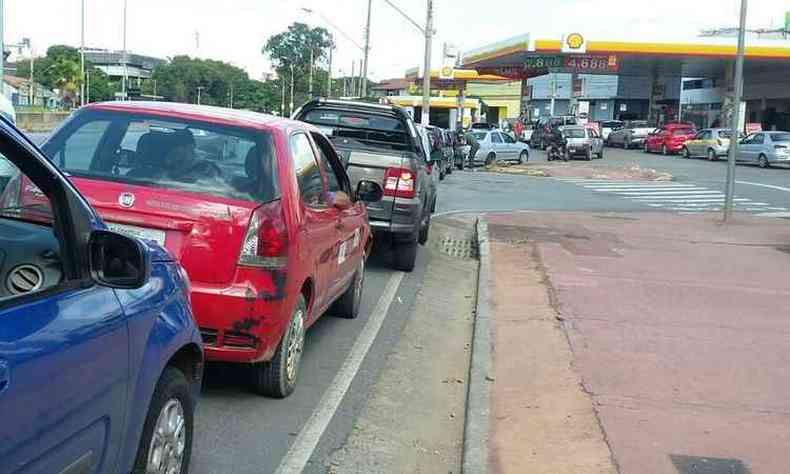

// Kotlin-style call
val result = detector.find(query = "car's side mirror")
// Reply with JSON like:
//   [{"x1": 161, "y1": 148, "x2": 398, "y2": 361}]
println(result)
[
  {"x1": 89, "y1": 230, "x2": 150, "y2": 289},
  {"x1": 356, "y1": 180, "x2": 384, "y2": 203}
]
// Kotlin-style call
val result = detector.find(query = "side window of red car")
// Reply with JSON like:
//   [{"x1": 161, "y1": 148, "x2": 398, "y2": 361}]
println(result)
[
  {"x1": 290, "y1": 133, "x2": 326, "y2": 208},
  {"x1": 310, "y1": 132, "x2": 348, "y2": 194}
]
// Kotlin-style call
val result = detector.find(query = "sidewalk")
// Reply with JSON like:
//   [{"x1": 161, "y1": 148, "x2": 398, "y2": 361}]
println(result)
[{"x1": 483, "y1": 212, "x2": 790, "y2": 474}]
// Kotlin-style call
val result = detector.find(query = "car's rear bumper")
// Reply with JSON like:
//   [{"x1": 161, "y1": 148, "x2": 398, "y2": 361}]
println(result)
[
  {"x1": 368, "y1": 196, "x2": 422, "y2": 236},
  {"x1": 769, "y1": 154, "x2": 790, "y2": 163},
  {"x1": 190, "y1": 268, "x2": 292, "y2": 363}
]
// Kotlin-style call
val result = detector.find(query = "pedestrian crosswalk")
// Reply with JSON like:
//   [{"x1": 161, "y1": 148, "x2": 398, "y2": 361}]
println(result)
[{"x1": 554, "y1": 178, "x2": 789, "y2": 214}]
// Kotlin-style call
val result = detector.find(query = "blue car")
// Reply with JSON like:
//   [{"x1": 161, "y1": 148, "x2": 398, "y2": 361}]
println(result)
[{"x1": 0, "y1": 118, "x2": 203, "y2": 473}]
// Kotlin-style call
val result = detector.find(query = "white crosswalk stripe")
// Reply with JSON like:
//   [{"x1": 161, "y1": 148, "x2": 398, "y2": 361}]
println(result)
[{"x1": 555, "y1": 178, "x2": 788, "y2": 214}]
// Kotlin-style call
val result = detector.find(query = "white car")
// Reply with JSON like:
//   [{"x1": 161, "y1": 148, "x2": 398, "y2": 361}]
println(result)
[{"x1": 470, "y1": 129, "x2": 530, "y2": 165}]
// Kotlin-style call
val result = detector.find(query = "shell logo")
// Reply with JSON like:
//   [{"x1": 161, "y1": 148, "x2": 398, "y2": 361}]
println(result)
[{"x1": 566, "y1": 33, "x2": 584, "y2": 50}]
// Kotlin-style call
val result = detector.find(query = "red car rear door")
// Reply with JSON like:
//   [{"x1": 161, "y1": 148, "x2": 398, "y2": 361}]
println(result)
[{"x1": 310, "y1": 132, "x2": 367, "y2": 301}]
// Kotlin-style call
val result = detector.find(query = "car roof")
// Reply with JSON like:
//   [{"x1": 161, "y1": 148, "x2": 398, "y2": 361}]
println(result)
[
  {"x1": 560, "y1": 125, "x2": 585, "y2": 130},
  {"x1": 85, "y1": 101, "x2": 313, "y2": 133}
]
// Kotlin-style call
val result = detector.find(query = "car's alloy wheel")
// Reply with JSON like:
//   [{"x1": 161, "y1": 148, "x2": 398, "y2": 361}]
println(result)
[
  {"x1": 133, "y1": 367, "x2": 194, "y2": 474},
  {"x1": 252, "y1": 295, "x2": 306, "y2": 397},
  {"x1": 519, "y1": 150, "x2": 528, "y2": 164},
  {"x1": 758, "y1": 154, "x2": 770, "y2": 168},
  {"x1": 285, "y1": 306, "x2": 305, "y2": 385}
]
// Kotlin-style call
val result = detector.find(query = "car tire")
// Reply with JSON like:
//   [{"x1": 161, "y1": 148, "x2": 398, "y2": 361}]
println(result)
[
  {"x1": 758, "y1": 154, "x2": 770, "y2": 168},
  {"x1": 251, "y1": 295, "x2": 306, "y2": 398},
  {"x1": 682, "y1": 146, "x2": 690, "y2": 159},
  {"x1": 418, "y1": 211, "x2": 431, "y2": 245},
  {"x1": 707, "y1": 149, "x2": 717, "y2": 162},
  {"x1": 331, "y1": 258, "x2": 364, "y2": 319},
  {"x1": 519, "y1": 150, "x2": 528, "y2": 164},
  {"x1": 392, "y1": 238, "x2": 418, "y2": 272},
  {"x1": 662, "y1": 144, "x2": 668, "y2": 155},
  {"x1": 485, "y1": 153, "x2": 496, "y2": 166},
  {"x1": 597, "y1": 149, "x2": 604, "y2": 159},
  {"x1": 439, "y1": 167, "x2": 445, "y2": 181},
  {"x1": 132, "y1": 367, "x2": 194, "y2": 474},
  {"x1": 585, "y1": 148, "x2": 593, "y2": 161}
]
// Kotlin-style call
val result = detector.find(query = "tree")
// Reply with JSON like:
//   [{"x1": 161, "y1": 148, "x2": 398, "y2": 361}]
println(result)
[{"x1": 263, "y1": 22, "x2": 334, "y2": 110}]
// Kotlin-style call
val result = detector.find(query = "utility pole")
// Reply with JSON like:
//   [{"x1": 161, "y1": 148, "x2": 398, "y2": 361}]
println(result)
[
  {"x1": 361, "y1": 0, "x2": 372, "y2": 97},
  {"x1": 550, "y1": 74, "x2": 557, "y2": 116},
  {"x1": 723, "y1": 0, "x2": 748, "y2": 222},
  {"x1": 421, "y1": 0, "x2": 434, "y2": 125},
  {"x1": 29, "y1": 47, "x2": 34, "y2": 106},
  {"x1": 357, "y1": 59, "x2": 363, "y2": 96},
  {"x1": 122, "y1": 0, "x2": 128, "y2": 99},
  {"x1": 327, "y1": 37, "x2": 333, "y2": 98},
  {"x1": 80, "y1": 0, "x2": 85, "y2": 106},
  {"x1": 289, "y1": 63, "x2": 295, "y2": 116},
  {"x1": 196, "y1": 86, "x2": 204, "y2": 105},
  {"x1": 308, "y1": 47, "x2": 314, "y2": 97},
  {"x1": 86, "y1": 70, "x2": 90, "y2": 103},
  {"x1": 0, "y1": 0, "x2": 5, "y2": 97},
  {"x1": 281, "y1": 74, "x2": 286, "y2": 116},
  {"x1": 351, "y1": 61, "x2": 356, "y2": 97},
  {"x1": 229, "y1": 82, "x2": 234, "y2": 108}
]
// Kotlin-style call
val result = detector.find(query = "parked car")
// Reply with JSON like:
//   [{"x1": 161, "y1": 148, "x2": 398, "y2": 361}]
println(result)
[
  {"x1": 681, "y1": 128, "x2": 733, "y2": 161},
  {"x1": 470, "y1": 129, "x2": 530, "y2": 165},
  {"x1": 736, "y1": 131, "x2": 790, "y2": 168},
  {"x1": 425, "y1": 125, "x2": 450, "y2": 180},
  {"x1": 0, "y1": 115, "x2": 203, "y2": 473},
  {"x1": 599, "y1": 120, "x2": 624, "y2": 141},
  {"x1": 530, "y1": 115, "x2": 577, "y2": 150},
  {"x1": 415, "y1": 123, "x2": 439, "y2": 211},
  {"x1": 561, "y1": 125, "x2": 605, "y2": 160},
  {"x1": 295, "y1": 99, "x2": 432, "y2": 272},
  {"x1": 644, "y1": 122, "x2": 696, "y2": 155},
  {"x1": 40, "y1": 101, "x2": 384, "y2": 399},
  {"x1": 606, "y1": 120, "x2": 655, "y2": 149}
]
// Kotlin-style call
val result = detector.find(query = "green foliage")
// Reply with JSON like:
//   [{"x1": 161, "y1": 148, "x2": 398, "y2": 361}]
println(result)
[{"x1": 151, "y1": 56, "x2": 279, "y2": 113}]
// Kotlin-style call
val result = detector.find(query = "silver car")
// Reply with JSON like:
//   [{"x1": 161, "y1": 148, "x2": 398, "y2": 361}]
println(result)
[
  {"x1": 561, "y1": 125, "x2": 604, "y2": 160},
  {"x1": 470, "y1": 129, "x2": 530, "y2": 165},
  {"x1": 607, "y1": 120, "x2": 656, "y2": 149},
  {"x1": 737, "y1": 131, "x2": 790, "y2": 168}
]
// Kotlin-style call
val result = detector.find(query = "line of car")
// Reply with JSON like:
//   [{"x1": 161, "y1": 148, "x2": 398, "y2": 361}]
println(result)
[{"x1": 0, "y1": 97, "x2": 466, "y2": 473}]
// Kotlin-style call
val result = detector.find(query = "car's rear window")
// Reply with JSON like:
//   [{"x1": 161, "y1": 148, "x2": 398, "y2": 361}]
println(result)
[
  {"x1": 42, "y1": 110, "x2": 278, "y2": 203},
  {"x1": 301, "y1": 108, "x2": 411, "y2": 151},
  {"x1": 672, "y1": 128, "x2": 694, "y2": 136},
  {"x1": 718, "y1": 130, "x2": 732, "y2": 139},
  {"x1": 770, "y1": 133, "x2": 790, "y2": 142},
  {"x1": 564, "y1": 129, "x2": 586, "y2": 138}
]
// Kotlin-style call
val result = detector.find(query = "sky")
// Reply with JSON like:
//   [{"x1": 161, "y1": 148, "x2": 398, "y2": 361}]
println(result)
[{"x1": 5, "y1": 0, "x2": 790, "y2": 81}]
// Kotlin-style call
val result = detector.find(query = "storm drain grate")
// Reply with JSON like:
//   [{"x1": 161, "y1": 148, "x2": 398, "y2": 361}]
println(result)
[
  {"x1": 670, "y1": 455, "x2": 749, "y2": 474},
  {"x1": 439, "y1": 236, "x2": 478, "y2": 259}
]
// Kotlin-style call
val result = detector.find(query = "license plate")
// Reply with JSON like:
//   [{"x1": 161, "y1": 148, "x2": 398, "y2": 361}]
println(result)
[{"x1": 106, "y1": 222, "x2": 166, "y2": 246}]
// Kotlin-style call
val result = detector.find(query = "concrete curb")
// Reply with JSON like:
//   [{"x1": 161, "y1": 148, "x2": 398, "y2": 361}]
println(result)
[{"x1": 462, "y1": 217, "x2": 494, "y2": 474}]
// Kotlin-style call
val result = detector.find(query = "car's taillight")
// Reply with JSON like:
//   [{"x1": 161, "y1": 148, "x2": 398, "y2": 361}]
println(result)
[
  {"x1": 238, "y1": 202, "x2": 288, "y2": 268},
  {"x1": 383, "y1": 167, "x2": 416, "y2": 199}
]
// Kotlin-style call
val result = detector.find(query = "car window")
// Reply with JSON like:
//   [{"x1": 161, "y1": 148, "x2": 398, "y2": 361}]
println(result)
[
  {"x1": 44, "y1": 111, "x2": 279, "y2": 203},
  {"x1": 301, "y1": 108, "x2": 411, "y2": 152},
  {"x1": 700, "y1": 131, "x2": 712, "y2": 140},
  {"x1": 472, "y1": 131, "x2": 487, "y2": 141},
  {"x1": 290, "y1": 133, "x2": 326, "y2": 207},
  {"x1": 718, "y1": 130, "x2": 732, "y2": 139},
  {"x1": 310, "y1": 132, "x2": 345, "y2": 193},
  {"x1": 491, "y1": 133, "x2": 503, "y2": 143},
  {"x1": 752, "y1": 134, "x2": 765, "y2": 145},
  {"x1": 770, "y1": 132, "x2": 790, "y2": 142},
  {"x1": 0, "y1": 154, "x2": 65, "y2": 302},
  {"x1": 502, "y1": 133, "x2": 515, "y2": 143}
]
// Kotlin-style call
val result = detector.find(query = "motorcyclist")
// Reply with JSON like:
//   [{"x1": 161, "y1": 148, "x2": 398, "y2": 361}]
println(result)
[
  {"x1": 465, "y1": 130, "x2": 480, "y2": 164},
  {"x1": 547, "y1": 126, "x2": 567, "y2": 161}
]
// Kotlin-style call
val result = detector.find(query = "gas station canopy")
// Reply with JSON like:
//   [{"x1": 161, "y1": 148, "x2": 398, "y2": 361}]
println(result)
[{"x1": 460, "y1": 33, "x2": 790, "y2": 79}]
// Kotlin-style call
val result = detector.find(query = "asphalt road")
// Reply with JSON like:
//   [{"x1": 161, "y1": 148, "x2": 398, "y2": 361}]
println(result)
[{"x1": 19, "y1": 129, "x2": 790, "y2": 473}]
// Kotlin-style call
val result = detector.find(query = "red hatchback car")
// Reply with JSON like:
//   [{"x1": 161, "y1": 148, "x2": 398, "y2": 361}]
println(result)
[
  {"x1": 644, "y1": 122, "x2": 697, "y2": 155},
  {"x1": 37, "y1": 102, "x2": 384, "y2": 397}
]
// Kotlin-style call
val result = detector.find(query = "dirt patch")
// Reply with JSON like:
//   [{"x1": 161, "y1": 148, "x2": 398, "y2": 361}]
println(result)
[{"x1": 483, "y1": 162, "x2": 673, "y2": 181}]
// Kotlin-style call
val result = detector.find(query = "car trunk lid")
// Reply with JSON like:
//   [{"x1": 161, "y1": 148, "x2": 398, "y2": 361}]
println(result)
[{"x1": 71, "y1": 176, "x2": 256, "y2": 284}]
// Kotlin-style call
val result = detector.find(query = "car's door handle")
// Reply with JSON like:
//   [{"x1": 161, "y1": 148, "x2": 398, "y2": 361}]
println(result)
[{"x1": 0, "y1": 360, "x2": 9, "y2": 395}]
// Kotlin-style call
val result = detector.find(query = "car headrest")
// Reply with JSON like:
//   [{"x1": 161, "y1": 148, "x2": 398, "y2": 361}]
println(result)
[
  {"x1": 136, "y1": 132, "x2": 175, "y2": 167},
  {"x1": 245, "y1": 146, "x2": 262, "y2": 181}
]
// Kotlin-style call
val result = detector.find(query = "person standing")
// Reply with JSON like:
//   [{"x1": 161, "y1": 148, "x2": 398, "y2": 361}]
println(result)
[
  {"x1": 513, "y1": 119, "x2": 525, "y2": 142},
  {"x1": 465, "y1": 129, "x2": 480, "y2": 165}
]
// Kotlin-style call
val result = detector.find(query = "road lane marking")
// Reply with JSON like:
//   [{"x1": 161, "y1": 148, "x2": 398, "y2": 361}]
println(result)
[
  {"x1": 274, "y1": 271, "x2": 405, "y2": 474},
  {"x1": 629, "y1": 194, "x2": 726, "y2": 200},
  {"x1": 630, "y1": 198, "x2": 748, "y2": 203},
  {"x1": 735, "y1": 181, "x2": 790, "y2": 193},
  {"x1": 615, "y1": 190, "x2": 723, "y2": 196},
  {"x1": 595, "y1": 187, "x2": 711, "y2": 193}
]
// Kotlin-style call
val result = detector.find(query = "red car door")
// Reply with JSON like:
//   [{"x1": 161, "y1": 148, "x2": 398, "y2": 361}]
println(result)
[
  {"x1": 310, "y1": 132, "x2": 367, "y2": 301},
  {"x1": 290, "y1": 132, "x2": 340, "y2": 320}
]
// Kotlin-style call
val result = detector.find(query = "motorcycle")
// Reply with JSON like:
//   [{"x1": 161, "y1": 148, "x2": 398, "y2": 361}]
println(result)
[{"x1": 547, "y1": 143, "x2": 569, "y2": 162}]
